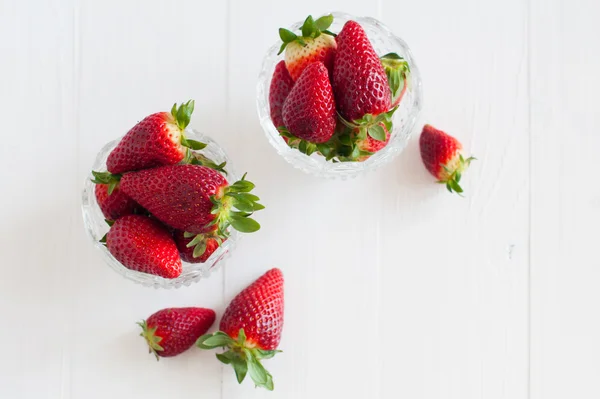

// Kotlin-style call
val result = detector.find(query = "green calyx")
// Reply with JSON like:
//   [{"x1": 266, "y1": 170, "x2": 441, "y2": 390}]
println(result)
[
  {"x1": 381, "y1": 53, "x2": 410, "y2": 102},
  {"x1": 197, "y1": 329, "x2": 280, "y2": 391},
  {"x1": 171, "y1": 99, "x2": 208, "y2": 151},
  {"x1": 183, "y1": 231, "x2": 222, "y2": 259},
  {"x1": 206, "y1": 173, "x2": 264, "y2": 238},
  {"x1": 138, "y1": 320, "x2": 164, "y2": 361},
  {"x1": 171, "y1": 100, "x2": 195, "y2": 131},
  {"x1": 182, "y1": 150, "x2": 227, "y2": 175},
  {"x1": 277, "y1": 14, "x2": 335, "y2": 55},
  {"x1": 438, "y1": 154, "x2": 477, "y2": 195},
  {"x1": 91, "y1": 170, "x2": 121, "y2": 195},
  {"x1": 338, "y1": 106, "x2": 398, "y2": 142}
]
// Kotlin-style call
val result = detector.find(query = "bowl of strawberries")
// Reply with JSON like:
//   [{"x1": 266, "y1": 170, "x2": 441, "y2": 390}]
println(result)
[
  {"x1": 82, "y1": 100, "x2": 265, "y2": 288},
  {"x1": 257, "y1": 12, "x2": 423, "y2": 179}
]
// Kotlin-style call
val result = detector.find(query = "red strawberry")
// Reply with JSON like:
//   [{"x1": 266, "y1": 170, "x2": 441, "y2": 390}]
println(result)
[
  {"x1": 333, "y1": 21, "x2": 392, "y2": 122},
  {"x1": 269, "y1": 61, "x2": 295, "y2": 130},
  {"x1": 354, "y1": 123, "x2": 391, "y2": 161},
  {"x1": 174, "y1": 230, "x2": 224, "y2": 263},
  {"x1": 120, "y1": 165, "x2": 264, "y2": 257},
  {"x1": 197, "y1": 268, "x2": 284, "y2": 391},
  {"x1": 419, "y1": 124, "x2": 476, "y2": 194},
  {"x1": 282, "y1": 62, "x2": 336, "y2": 144},
  {"x1": 139, "y1": 307, "x2": 215, "y2": 359},
  {"x1": 380, "y1": 52, "x2": 410, "y2": 107},
  {"x1": 94, "y1": 183, "x2": 139, "y2": 220},
  {"x1": 106, "y1": 215, "x2": 182, "y2": 278},
  {"x1": 107, "y1": 100, "x2": 206, "y2": 174},
  {"x1": 278, "y1": 14, "x2": 337, "y2": 81}
]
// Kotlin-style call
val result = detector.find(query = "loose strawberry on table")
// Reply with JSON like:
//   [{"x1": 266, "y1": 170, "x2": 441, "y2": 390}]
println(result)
[
  {"x1": 105, "y1": 215, "x2": 182, "y2": 279},
  {"x1": 279, "y1": 14, "x2": 336, "y2": 81},
  {"x1": 120, "y1": 164, "x2": 264, "y2": 260},
  {"x1": 106, "y1": 100, "x2": 206, "y2": 174},
  {"x1": 139, "y1": 307, "x2": 215, "y2": 359},
  {"x1": 419, "y1": 124, "x2": 476, "y2": 195},
  {"x1": 197, "y1": 268, "x2": 284, "y2": 391}
]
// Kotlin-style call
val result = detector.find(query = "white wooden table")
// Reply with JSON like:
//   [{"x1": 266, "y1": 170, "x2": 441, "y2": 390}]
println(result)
[{"x1": 1, "y1": 0, "x2": 598, "y2": 398}]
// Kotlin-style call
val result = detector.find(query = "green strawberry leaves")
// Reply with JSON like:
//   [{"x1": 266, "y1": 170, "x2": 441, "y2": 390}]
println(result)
[
  {"x1": 183, "y1": 150, "x2": 228, "y2": 175},
  {"x1": 171, "y1": 100, "x2": 195, "y2": 130},
  {"x1": 138, "y1": 320, "x2": 165, "y2": 361},
  {"x1": 438, "y1": 154, "x2": 477, "y2": 196},
  {"x1": 91, "y1": 170, "x2": 121, "y2": 195},
  {"x1": 206, "y1": 173, "x2": 264, "y2": 238},
  {"x1": 380, "y1": 53, "x2": 411, "y2": 101},
  {"x1": 277, "y1": 14, "x2": 335, "y2": 54},
  {"x1": 197, "y1": 329, "x2": 280, "y2": 391}
]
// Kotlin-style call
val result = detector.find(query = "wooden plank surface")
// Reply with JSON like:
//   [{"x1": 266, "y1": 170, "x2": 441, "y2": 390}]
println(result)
[
  {"x1": 0, "y1": 0, "x2": 596, "y2": 398},
  {"x1": 530, "y1": 1, "x2": 600, "y2": 398}
]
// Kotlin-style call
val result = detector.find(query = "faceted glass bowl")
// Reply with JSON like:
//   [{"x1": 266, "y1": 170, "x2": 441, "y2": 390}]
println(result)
[
  {"x1": 257, "y1": 12, "x2": 424, "y2": 179},
  {"x1": 81, "y1": 129, "x2": 239, "y2": 289}
]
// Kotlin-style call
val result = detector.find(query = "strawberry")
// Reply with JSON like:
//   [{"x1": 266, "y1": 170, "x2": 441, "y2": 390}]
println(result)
[
  {"x1": 281, "y1": 62, "x2": 336, "y2": 144},
  {"x1": 106, "y1": 100, "x2": 206, "y2": 174},
  {"x1": 120, "y1": 165, "x2": 264, "y2": 258},
  {"x1": 269, "y1": 61, "x2": 295, "y2": 130},
  {"x1": 174, "y1": 230, "x2": 224, "y2": 263},
  {"x1": 197, "y1": 268, "x2": 284, "y2": 391},
  {"x1": 333, "y1": 20, "x2": 395, "y2": 145},
  {"x1": 94, "y1": 183, "x2": 139, "y2": 220},
  {"x1": 278, "y1": 14, "x2": 337, "y2": 81},
  {"x1": 380, "y1": 52, "x2": 410, "y2": 107},
  {"x1": 106, "y1": 215, "x2": 182, "y2": 278},
  {"x1": 139, "y1": 307, "x2": 215, "y2": 360},
  {"x1": 419, "y1": 124, "x2": 476, "y2": 194}
]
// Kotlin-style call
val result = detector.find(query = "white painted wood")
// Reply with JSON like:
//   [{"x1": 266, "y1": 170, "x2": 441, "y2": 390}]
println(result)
[
  {"x1": 377, "y1": 1, "x2": 530, "y2": 398},
  {"x1": 530, "y1": 1, "x2": 600, "y2": 398},
  {"x1": 0, "y1": 0, "x2": 595, "y2": 398}
]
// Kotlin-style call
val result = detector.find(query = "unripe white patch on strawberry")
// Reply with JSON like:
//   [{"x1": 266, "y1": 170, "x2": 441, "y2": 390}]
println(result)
[
  {"x1": 164, "y1": 115, "x2": 186, "y2": 157},
  {"x1": 439, "y1": 151, "x2": 463, "y2": 181},
  {"x1": 285, "y1": 34, "x2": 336, "y2": 81}
]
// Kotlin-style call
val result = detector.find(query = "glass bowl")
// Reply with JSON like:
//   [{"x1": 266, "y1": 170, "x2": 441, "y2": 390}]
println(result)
[
  {"x1": 81, "y1": 129, "x2": 239, "y2": 289},
  {"x1": 257, "y1": 12, "x2": 423, "y2": 179}
]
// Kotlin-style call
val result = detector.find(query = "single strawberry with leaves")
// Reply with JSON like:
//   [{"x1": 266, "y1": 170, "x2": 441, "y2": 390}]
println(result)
[
  {"x1": 106, "y1": 100, "x2": 206, "y2": 174},
  {"x1": 197, "y1": 268, "x2": 284, "y2": 391},
  {"x1": 333, "y1": 21, "x2": 394, "y2": 144},
  {"x1": 174, "y1": 230, "x2": 225, "y2": 263},
  {"x1": 105, "y1": 215, "x2": 182, "y2": 278},
  {"x1": 92, "y1": 172, "x2": 140, "y2": 220},
  {"x1": 281, "y1": 62, "x2": 336, "y2": 145},
  {"x1": 278, "y1": 14, "x2": 337, "y2": 81},
  {"x1": 381, "y1": 52, "x2": 410, "y2": 107},
  {"x1": 120, "y1": 164, "x2": 264, "y2": 259},
  {"x1": 419, "y1": 124, "x2": 476, "y2": 195},
  {"x1": 139, "y1": 307, "x2": 216, "y2": 360},
  {"x1": 337, "y1": 122, "x2": 391, "y2": 162},
  {"x1": 269, "y1": 60, "x2": 295, "y2": 130}
]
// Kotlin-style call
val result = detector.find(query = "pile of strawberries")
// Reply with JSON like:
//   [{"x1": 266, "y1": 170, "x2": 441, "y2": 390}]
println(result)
[
  {"x1": 269, "y1": 14, "x2": 410, "y2": 162},
  {"x1": 91, "y1": 100, "x2": 264, "y2": 279},
  {"x1": 141, "y1": 268, "x2": 284, "y2": 390}
]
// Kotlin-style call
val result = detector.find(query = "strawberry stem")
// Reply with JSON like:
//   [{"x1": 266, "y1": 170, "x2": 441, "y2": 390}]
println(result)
[{"x1": 380, "y1": 53, "x2": 410, "y2": 102}]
